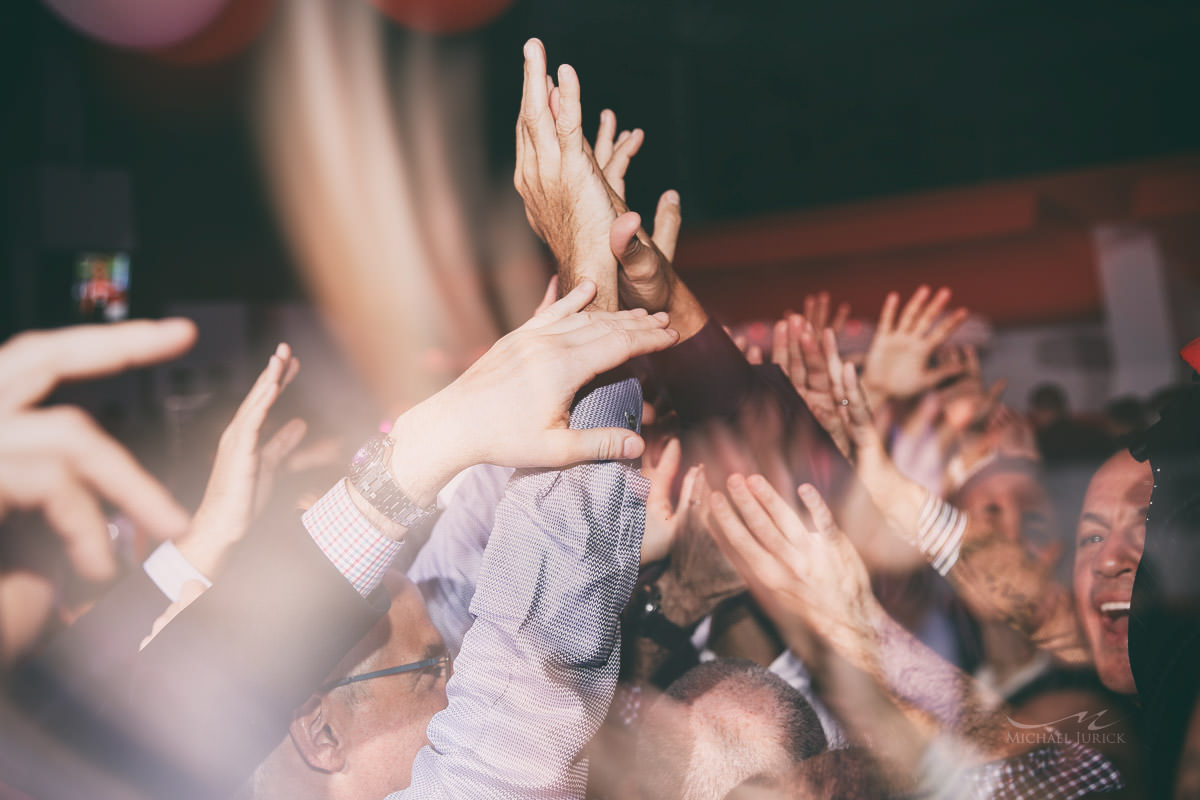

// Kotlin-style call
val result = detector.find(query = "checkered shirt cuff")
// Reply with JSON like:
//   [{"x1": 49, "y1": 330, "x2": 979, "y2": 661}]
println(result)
[
  {"x1": 968, "y1": 740, "x2": 1123, "y2": 799},
  {"x1": 303, "y1": 479, "x2": 403, "y2": 598}
]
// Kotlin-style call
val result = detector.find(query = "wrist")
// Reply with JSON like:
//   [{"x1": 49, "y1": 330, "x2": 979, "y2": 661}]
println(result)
[
  {"x1": 386, "y1": 396, "x2": 467, "y2": 509},
  {"x1": 665, "y1": 277, "x2": 707, "y2": 341}
]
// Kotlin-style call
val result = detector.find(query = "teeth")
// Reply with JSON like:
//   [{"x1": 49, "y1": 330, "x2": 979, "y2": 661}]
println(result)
[{"x1": 1099, "y1": 601, "x2": 1130, "y2": 614}]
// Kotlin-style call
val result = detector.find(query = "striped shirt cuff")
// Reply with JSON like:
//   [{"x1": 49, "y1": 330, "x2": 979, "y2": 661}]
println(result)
[{"x1": 303, "y1": 479, "x2": 403, "y2": 597}]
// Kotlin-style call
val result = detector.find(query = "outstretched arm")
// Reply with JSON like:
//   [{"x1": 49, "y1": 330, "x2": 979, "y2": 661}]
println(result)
[{"x1": 811, "y1": 337, "x2": 1086, "y2": 662}]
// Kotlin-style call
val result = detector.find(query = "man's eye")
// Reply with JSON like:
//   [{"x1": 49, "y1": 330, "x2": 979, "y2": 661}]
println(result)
[{"x1": 1078, "y1": 533, "x2": 1104, "y2": 548}]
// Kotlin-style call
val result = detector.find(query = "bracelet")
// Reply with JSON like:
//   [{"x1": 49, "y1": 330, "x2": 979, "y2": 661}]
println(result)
[{"x1": 916, "y1": 491, "x2": 966, "y2": 576}]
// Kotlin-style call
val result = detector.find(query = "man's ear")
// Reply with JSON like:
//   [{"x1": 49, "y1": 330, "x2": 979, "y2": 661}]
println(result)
[{"x1": 288, "y1": 695, "x2": 347, "y2": 773}]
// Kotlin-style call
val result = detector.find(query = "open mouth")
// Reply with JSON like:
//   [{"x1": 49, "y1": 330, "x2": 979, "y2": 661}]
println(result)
[
  {"x1": 1099, "y1": 600, "x2": 1131, "y2": 618},
  {"x1": 1094, "y1": 599, "x2": 1131, "y2": 647}
]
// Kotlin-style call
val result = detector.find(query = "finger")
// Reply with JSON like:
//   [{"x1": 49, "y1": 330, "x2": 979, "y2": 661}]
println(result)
[
  {"x1": 830, "y1": 302, "x2": 851, "y2": 335},
  {"x1": 786, "y1": 315, "x2": 807, "y2": 385},
  {"x1": 571, "y1": 325, "x2": 679, "y2": 376},
  {"x1": 611, "y1": 211, "x2": 665, "y2": 284},
  {"x1": 554, "y1": 63, "x2": 584, "y2": 151},
  {"x1": 260, "y1": 417, "x2": 309, "y2": 472},
  {"x1": 593, "y1": 109, "x2": 616, "y2": 166},
  {"x1": 876, "y1": 292, "x2": 900, "y2": 336},
  {"x1": 964, "y1": 343, "x2": 981, "y2": 377},
  {"x1": 529, "y1": 279, "x2": 598, "y2": 325},
  {"x1": 795, "y1": 483, "x2": 838, "y2": 536},
  {"x1": 651, "y1": 190, "x2": 682, "y2": 262},
  {"x1": 676, "y1": 462, "x2": 701, "y2": 513},
  {"x1": 541, "y1": 306, "x2": 667, "y2": 343},
  {"x1": 654, "y1": 436, "x2": 682, "y2": 485},
  {"x1": 520, "y1": 38, "x2": 550, "y2": 123},
  {"x1": 730, "y1": 474, "x2": 799, "y2": 556},
  {"x1": 803, "y1": 294, "x2": 817, "y2": 326},
  {"x1": 747, "y1": 473, "x2": 816, "y2": 543},
  {"x1": 746, "y1": 345, "x2": 763, "y2": 365},
  {"x1": 601, "y1": 128, "x2": 644, "y2": 195},
  {"x1": 813, "y1": 292, "x2": 830, "y2": 331},
  {"x1": 708, "y1": 490, "x2": 789, "y2": 591},
  {"x1": 226, "y1": 348, "x2": 289, "y2": 437},
  {"x1": 927, "y1": 307, "x2": 969, "y2": 347},
  {"x1": 13, "y1": 408, "x2": 190, "y2": 539},
  {"x1": 39, "y1": 469, "x2": 117, "y2": 583},
  {"x1": 771, "y1": 319, "x2": 789, "y2": 370},
  {"x1": 548, "y1": 85, "x2": 561, "y2": 121},
  {"x1": 896, "y1": 285, "x2": 931, "y2": 332},
  {"x1": 0, "y1": 318, "x2": 196, "y2": 412},
  {"x1": 543, "y1": 427, "x2": 646, "y2": 465},
  {"x1": 842, "y1": 362, "x2": 876, "y2": 431},
  {"x1": 280, "y1": 353, "x2": 301, "y2": 391},
  {"x1": 824, "y1": 328, "x2": 847, "y2": 399},
  {"x1": 798, "y1": 320, "x2": 829, "y2": 390},
  {"x1": 913, "y1": 287, "x2": 952, "y2": 336}
]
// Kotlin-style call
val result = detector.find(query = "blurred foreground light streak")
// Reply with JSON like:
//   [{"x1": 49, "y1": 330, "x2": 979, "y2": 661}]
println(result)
[{"x1": 255, "y1": 0, "x2": 541, "y2": 413}]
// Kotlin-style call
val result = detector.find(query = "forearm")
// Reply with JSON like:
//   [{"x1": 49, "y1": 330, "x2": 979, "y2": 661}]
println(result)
[
  {"x1": 401, "y1": 378, "x2": 647, "y2": 799},
  {"x1": 854, "y1": 451, "x2": 1084, "y2": 659},
  {"x1": 839, "y1": 601, "x2": 1023, "y2": 762}
]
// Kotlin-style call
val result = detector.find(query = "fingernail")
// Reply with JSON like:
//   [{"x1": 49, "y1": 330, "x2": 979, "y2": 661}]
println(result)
[
  {"x1": 652, "y1": 311, "x2": 670, "y2": 324},
  {"x1": 748, "y1": 474, "x2": 767, "y2": 490},
  {"x1": 727, "y1": 474, "x2": 745, "y2": 490},
  {"x1": 623, "y1": 437, "x2": 642, "y2": 459},
  {"x1": 664, "y1": 189, "x2": 679, "y2": 205},
  {"x1": 523, "y1": 40, "x2": 536, "y2": 59}
]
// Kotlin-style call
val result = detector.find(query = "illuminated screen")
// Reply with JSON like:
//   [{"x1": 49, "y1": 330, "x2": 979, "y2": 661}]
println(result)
[{"x1": 72, "y1": 252, "x2": 131, "y2": 322}]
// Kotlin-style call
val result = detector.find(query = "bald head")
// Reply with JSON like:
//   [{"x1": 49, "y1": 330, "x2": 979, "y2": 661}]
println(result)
[
  {"x1": 637, "y1": 659, "x2": 827, "y2": 800},
  {"x1": 249, "y1": 573, "x2": 449, "y2": 800}
]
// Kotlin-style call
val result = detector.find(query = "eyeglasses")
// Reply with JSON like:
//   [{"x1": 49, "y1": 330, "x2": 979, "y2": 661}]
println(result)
[{"x1": 323, "y1": 654, "x2": 452, "y2": 691}]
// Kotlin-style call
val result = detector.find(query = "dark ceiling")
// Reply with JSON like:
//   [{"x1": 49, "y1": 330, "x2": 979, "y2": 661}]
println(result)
[{"x1": 3, "y1": 0, "x2": 1199, "y2": 311}]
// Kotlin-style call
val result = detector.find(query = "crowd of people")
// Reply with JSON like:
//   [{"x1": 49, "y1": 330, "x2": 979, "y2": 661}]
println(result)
[{"x1": 2, "y1": 38, "x2": 1199, "y2": 800}]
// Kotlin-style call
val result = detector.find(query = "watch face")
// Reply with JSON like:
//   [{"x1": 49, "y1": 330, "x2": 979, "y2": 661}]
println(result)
[{"x1": 350, "y1": 434, "x2": 390, "y2": 477}]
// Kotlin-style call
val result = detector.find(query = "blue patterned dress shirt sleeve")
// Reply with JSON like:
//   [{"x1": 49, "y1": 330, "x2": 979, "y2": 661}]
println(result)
[{"x1": 393, "y1": 376, "x2": 648, "y2": 799}]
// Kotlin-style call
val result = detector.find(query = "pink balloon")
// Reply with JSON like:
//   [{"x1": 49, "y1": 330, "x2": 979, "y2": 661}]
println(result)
[{"x1": 43, "y1": 0, "x2": 232, "y2": 49}]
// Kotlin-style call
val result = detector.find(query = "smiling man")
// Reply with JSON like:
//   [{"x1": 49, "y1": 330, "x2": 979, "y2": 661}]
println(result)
[{"x1": 1072, "y1": 449, "x2": 1153, "y2": 696}]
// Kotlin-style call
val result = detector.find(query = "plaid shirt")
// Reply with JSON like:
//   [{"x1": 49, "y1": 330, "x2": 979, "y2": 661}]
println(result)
[{"x1": 303, "y1": 379, "x2": 648, "y2": 799}]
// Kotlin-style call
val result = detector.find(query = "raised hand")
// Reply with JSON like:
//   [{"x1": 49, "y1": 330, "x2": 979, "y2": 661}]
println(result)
[
  {"x1": 386, "y1": 280, "x2": 680, "y2": 510},
  {"x1": 176, "y1": 343, "x2": 307, "y2": 579},
  {"x1": 514, "y1": 38, "x2": 622, "y2": 308},
  {"x1": 653, "y1": 464, "x2": 746, "y2": 627},
  {"x1": 0, "y1": 320, "x2": 195, "y2": 582},
  {"x1": 860, "y1": 286, "x2": 968, "y2": 409},
  {"x1": 766, "y1": 315, "x2": 852, "y2": 456},
  {"x1": 801, "y1": 291, "x2": 851, "y2": 337},
  {"x1": 641, "y1": 437, "x2": 683, "y2": 564},
  {"x1": 591, "y1": 108, "x2": 644, "y2": 201},
  {"x1": 708, "y1": 476, "x2": 878, "y2": 664}
]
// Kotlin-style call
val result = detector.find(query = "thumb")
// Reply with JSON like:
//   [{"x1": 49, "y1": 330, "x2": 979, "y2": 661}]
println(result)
[
  {"x1": 610, "y1": 212, "x2": 657, "y2": 281},
  {"x1": 545, "y1": 428, "x2": 646, "y2": 465}
]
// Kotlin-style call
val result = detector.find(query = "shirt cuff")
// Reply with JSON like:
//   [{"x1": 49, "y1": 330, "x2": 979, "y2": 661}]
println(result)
[
  {"x1": 303, "y1": 480, "x2": 404, "y2": 598},
  {"x1": 571, "y1": 376, "x2": 643, "y2": 433},
  {"x1": 143, "y1": 541, "x2": 214, "y2": 602}
]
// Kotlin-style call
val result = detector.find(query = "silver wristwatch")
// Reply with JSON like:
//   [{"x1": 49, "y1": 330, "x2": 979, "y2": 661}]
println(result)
[{"x1": 347, "y1": 433, "x2": 438, "y2": 528}]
